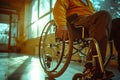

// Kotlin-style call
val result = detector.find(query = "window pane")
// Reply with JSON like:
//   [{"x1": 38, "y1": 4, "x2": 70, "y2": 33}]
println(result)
[
  {"x1": 91, "y1": 0, "x2": 120, "y2": 18},
  {"x1": 11, "y1": 23, "x2": 17, "y2": 46},
  {"x1": 11, "y1": 14, "x2": 18, "y2": 46},
  {"x1": 0, "y1": 23, "x2": 9, "y2": 44},
  {"x1": 37, "y1": 15, "x2": 51, "y2": 37},
  {"x1": 30, "y1": 22, "x2": 38, "y2": 38},
  {"x1": 39, "y1": 0, "x2": 50, "y2": 17},
  {"x1": 52, "y1": 0, "x2": 56, "y2": 8},
  {"x1": 28, "y1": 0, "x2": 57, "y2": 39},
  {"x1": 31, "y1": 0, "x2": 38, "y2": 23},
  {"x1": 0, "y1": 23, "x2": 9, "y2": 50}
]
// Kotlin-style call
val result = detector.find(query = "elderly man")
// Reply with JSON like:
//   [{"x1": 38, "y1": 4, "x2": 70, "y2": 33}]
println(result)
[{"x1": 53, "y1": 0, "x2": 113, "y2": 79}]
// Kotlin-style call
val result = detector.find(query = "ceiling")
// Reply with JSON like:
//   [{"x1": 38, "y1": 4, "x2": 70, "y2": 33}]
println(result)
[
  {"x1": 0, "y1": 0, "x2": 26, "y2": 13},
  {"x1": 0, "y1": 0, "x2": 32, "y2": 23}
]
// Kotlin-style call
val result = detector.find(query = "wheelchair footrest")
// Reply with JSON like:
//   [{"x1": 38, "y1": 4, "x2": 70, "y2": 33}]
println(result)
[{"x1": 93, "y1": 70, "x2": 114, "y2": 80}]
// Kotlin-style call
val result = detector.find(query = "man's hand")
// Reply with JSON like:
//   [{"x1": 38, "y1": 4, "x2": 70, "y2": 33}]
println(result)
[{"x1": 55, "y1": 26, "x2": 68, "y2": 41}]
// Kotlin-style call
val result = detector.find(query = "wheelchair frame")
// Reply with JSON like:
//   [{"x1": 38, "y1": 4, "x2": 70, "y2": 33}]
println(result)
[{"x1": 38, "y1": 20, "x2": 113, "y2": 79}]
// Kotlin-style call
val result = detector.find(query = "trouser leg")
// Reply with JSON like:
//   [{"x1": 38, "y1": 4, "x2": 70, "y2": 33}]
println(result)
[
  {"x1": 113, "y1": 37, "x2": 120, "y2": 71},
  {"x1": 112, "y1": 35, "x2": 120, "y2": 70},
  {"x1": 114, "y1": 39, "x2": 120, "y2": 65},
  {"x1": 75, "y1": 10, "x2": 112, "y2": 71},
  {"x1": 88, "y1": 11, "x2": 112, "y2": 62},
  {"x1": 111, "y1": 18, "x2": 120, "y2": 71}
]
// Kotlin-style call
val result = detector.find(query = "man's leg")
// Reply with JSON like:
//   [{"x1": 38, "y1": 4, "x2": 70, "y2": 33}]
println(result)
[
  {"x1": 75, "y1": 10, "x2": 113, "y2": 78},
  {"x1": 75, "y1": 10, "x2": 112, "y2": 63},
  {"x1": 114, "y1": 39, "x2": 120, "y2": 71},
  {"x1": 111, "y1": 18, "x2": 120, "y2": 71},
  {"x1": 89, "y1": 10, "x2": 112, "y2": 61},
  {"x1": 88, "y1": 11, "x2": 112, "y2": 78}
]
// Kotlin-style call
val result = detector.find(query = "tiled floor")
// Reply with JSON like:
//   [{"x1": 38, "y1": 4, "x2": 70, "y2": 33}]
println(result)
[{"x1": 0, "y1": 53, "x2": 120, "y2": 80}]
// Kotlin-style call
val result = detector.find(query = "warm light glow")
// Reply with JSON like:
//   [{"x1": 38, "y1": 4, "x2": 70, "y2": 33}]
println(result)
[{"x1": 21, "y1": 57, "x2": 46, "y2": 80}]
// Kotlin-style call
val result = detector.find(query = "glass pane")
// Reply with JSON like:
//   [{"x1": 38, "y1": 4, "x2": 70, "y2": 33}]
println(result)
[
  {"x1": 28, "y1": 14, "x2": 51, "y2": 38},
  {"x1": 31, "y1": 0, "x2": 38, "y2": 23},
  {"x1": 11, "y1": 23, "x2": 17, "y2": 46},
  {"x1": 0, "y1": 23, "x2": 9, "y2": 50},
  {"x1": 91, "y1": 0, "x2": 105, "y2": 11},
  {"x1": 39, "y1": 0, "x2": 50, "y2": 17},
  {"x1": 37, "y1": 14, "x2": 50, "y2": 37},
  {"x1": 52, "y1": 0, "x2": 56, "y2": 8},
  {"x1": 10, "y1": 14, "x2": 18, "y2": 46},
  {"x1": 30, "y1": 22, "x2": 38, "y2": 38},
  {"x1": 91, "y1": 0, "x2": 120, "y2": 18}
]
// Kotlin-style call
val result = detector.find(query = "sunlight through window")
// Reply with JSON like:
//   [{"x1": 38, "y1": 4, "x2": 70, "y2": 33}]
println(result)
[{"x1": 0, "y1": 23, "x2": 9, "y2": 44}]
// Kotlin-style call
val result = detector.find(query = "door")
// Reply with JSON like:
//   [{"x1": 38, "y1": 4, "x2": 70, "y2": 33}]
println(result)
[
  {"x1": 0, "y1": 13, "x2": 18, "y2": 52},
  {"x1": 0, "y1": 14, "x2": 10, "y2": 52}
]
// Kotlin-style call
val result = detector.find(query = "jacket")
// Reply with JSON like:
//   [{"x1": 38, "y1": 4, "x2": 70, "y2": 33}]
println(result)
[{"x1": 53, "y1": 0, "x2": 95, "y2": 27}]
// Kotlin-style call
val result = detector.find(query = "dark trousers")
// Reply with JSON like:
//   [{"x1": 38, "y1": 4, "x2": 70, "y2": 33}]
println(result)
[
  {"x1": 74, "y1": 10, "x2": 112, "y2": 71},
  {"x1": 110, "y1": 18, "x2": 120, "y2": 66}
]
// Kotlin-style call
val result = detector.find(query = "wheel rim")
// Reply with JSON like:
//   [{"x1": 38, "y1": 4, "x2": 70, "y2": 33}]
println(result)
[{"x1": 39, "y1": 20, "x2": 73, "y2": 78}]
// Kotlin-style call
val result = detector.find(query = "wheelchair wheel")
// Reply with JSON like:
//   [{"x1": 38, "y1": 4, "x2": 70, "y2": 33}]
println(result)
[
  {"x1": 39, "y1": 20, "x2": 73, "y2": 78},
  {"x1": 72, "y1": 73, "x2": 92, "y2": 80},
  {"x1": 72, "y1": 73, "x2": 84, "y2": 80}
]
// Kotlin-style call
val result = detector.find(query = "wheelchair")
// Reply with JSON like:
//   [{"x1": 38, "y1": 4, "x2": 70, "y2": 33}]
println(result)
[{"x1": 38, "y1": 19, "x2": 114, "y2": 80}]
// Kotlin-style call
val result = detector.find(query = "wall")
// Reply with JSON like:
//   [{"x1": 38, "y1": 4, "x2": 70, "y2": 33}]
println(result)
[{"x1": 21, "y1": 37, "x2": 39, "y2": 56}]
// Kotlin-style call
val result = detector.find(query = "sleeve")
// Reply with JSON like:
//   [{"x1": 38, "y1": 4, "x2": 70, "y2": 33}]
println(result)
[
  {"x1": 53, "y1": 0, "x2": 69, "y2": 27},
  {"x1": 86, "y1": 0, "x2": 95, "y2": 12}
]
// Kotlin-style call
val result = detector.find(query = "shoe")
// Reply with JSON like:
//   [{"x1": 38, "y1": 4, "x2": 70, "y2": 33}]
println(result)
[
  {"x1": 93, "y1": 70, "x2": 114, "y2": 79},
  {"x1": 93, "y1": 71, "x2": 103, "y2": 79},
  {"x1": 105, "y1": 70, "x2": 114, "y2": 76},
  {"x1": 103, "y1": 70, "x2": 114, "y2": 79}
]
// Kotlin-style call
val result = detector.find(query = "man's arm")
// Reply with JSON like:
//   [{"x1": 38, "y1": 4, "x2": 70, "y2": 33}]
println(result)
[{"x1": 53, "y1": 0, "x2": 69, "y2": 27}]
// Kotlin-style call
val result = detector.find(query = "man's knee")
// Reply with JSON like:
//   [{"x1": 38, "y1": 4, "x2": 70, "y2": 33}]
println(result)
[
  {"x1": 98, "y1": 10, "x2": 111, "y2": 18},
  {"x1": 91, "y1": 10, "x2": 111, "y2": 21}
]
